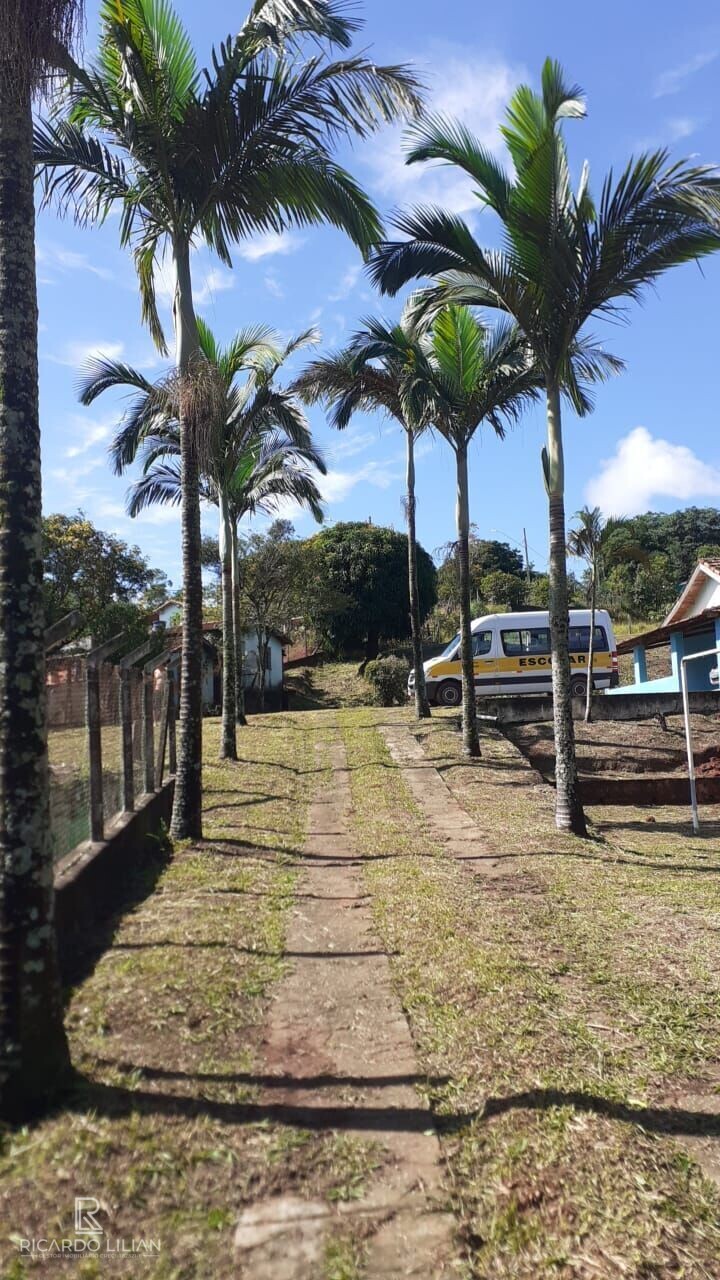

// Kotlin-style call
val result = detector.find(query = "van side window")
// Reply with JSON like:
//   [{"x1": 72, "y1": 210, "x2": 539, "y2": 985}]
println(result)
[
  {"x1": 472, "y1": 631, "x2": 492, "y2": 657},
  {"x1": 501, "y1": 628, "x2": 551, "y2": 656},
  {"x1": 568, "y1": 625, "x2": 609, "y2": 650}
]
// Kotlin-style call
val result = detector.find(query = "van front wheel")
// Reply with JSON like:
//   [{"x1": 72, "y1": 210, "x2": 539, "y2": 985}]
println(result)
[{"x1": 437, "y1": 680, "x2": 462, "y2": 708}]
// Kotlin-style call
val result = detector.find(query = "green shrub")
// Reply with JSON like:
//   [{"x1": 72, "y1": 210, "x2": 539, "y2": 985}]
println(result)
[{"x1": 363, "y1": 655, "x2": 409, "y2": 706}]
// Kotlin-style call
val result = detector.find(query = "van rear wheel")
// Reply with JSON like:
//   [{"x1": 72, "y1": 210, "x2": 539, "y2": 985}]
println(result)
[
  {"x1": 570, "y1": 675, "x2": 588, "y2": 698},
  {"x1": 437, "y1": 680, "x2": 462, "y2": 707}
]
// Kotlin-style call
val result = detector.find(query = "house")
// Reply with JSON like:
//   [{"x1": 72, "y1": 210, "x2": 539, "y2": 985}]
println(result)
[
  {"x1": 149, "y1": 599, "x2": 183, "y2": 628},
  {"x1": 614, "y1": 559, "x2": 720, "y2": 694},
  {"x1": 161, "y1": 622, "x2": 287, "y2": 709}
]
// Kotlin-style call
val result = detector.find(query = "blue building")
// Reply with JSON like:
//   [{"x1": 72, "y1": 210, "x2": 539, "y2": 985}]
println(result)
[{"x1": 614, "y1": 559, "x2": 720, "y2": 694}]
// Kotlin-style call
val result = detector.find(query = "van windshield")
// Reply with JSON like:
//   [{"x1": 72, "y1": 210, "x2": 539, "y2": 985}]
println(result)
[{"x1": 440, "y1": 633, "x2": 460, "y2": 658}]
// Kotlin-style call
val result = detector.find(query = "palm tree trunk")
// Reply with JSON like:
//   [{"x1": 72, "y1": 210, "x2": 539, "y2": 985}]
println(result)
[
  {"x1": 169, "y1": 238, "x2": 204, "y2": 840},
  {"x1": 405, "y1": 429, "x2": 431, "y2": 719},
  {"x1": 230, "y1": 519, "x2": 247, "y2": 726},
  {"x1": 455, "y1": 444, "x2": 480, "y2": 757},
  {"x1": 258, "y1": 631, "x2": 266, "y2": 712},
  {"x1": 219, "y1": 496, "x2": 237, "y2": 760},
  {"x1": 0, "y1": 82, "x2": 71, "y2": 1117},
  {"x1": 585, "y1": 559, "x2": 596, "y2": 724},
  {"x1": 546, "y1": 384, "x2": 586, "y2": 835}
]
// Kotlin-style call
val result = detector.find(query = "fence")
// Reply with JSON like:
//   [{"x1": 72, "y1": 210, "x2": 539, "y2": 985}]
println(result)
[{"x1": 46, "y1": 620, "x2": 177, "y2": 863}]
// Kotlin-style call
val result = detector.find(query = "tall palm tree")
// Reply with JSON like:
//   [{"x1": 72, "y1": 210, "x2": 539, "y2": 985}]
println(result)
[
  {"x1": 0, "y1": 0, "x2": 82, "y2": 1118},
  {"x1": 404, "y1": 307, "x2": 538, "y2": 756},
  {"x1": 36, "y1": 0, "x2": 421, "y2": 839},
  {"x1": 567, "y1": 507, "x2": 646, "y2": 722},
  {"x1": 294, "y1": 304, "x2": 434, "y2": 719},
  {"x1": 369, "y1": 60, "x2": 720, "y2": 833},
  {"x1": 80, "y1": 324, "x2": 324, "y2": 760}
]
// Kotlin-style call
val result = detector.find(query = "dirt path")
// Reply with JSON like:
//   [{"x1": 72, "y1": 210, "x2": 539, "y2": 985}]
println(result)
[
  {"x1": 381, "y1": 722, "x2": 505, "y2": 877},
  {"x1": 234, "y1": 730, "x2": 455, "y2": 1278}
]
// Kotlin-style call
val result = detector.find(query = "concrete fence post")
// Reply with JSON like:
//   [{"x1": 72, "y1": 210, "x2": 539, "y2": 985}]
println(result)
[
  {"x1": 168, "y1": 668, "x2": 177, "y2": 776},
  {"x1": 86, "y1": 662, "x2": 104, "y2": 843},
  {"x1": 155, "y1": 671, "x2": 170, "y2": 789},
  {"x1": 120, "y1": 667, "x2": 134, "y2": 814},
  {"x1": 143, "y1": 669, "x2": 155, "y2": 795}
]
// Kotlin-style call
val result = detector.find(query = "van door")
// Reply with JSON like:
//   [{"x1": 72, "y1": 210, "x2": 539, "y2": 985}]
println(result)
[
  {"x1": 498, "y1": 624, "x2": 553, "y2": 693},
  {"x1": 472, "y1": 628, "x2": 499, "y2": 696}
]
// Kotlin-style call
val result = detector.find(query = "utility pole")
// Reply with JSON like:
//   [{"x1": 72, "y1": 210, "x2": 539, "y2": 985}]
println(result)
[{"x1": 523, "y1": 527, "x2": 532, "y2": 585}]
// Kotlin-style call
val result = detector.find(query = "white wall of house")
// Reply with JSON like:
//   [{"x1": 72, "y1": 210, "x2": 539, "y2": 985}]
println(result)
[
  {"x1": 240, "y1": 631, "x2": 284, "y2": 692},
  {"x1": 154, "y1": 600, "x2": 183, "y2": 627},
  {"x1": 689, "y1": 575, "x2": 720, "y2": 616}
]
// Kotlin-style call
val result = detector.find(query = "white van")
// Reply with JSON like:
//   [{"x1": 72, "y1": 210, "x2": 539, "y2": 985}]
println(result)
[{"x1": 410, "y1": 609, "x2": 619, "y2": 707}]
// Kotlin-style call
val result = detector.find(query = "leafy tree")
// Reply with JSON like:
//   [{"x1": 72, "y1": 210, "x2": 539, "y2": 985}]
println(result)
[
  {"x1": 369, "y1": 60, "x2": 720, "y2": 832},
  {"x1": 43, "y1": 513, "x2": 170, "y2": 645},
  {"x1": 84, "y1": 324, "x2": 324, "y2": 754},
  {"x1": 402, "y1": 307, "x2": 537, "y2": 757},
  {"x1": 471, "y1": 538, "x2": 524, "y2": 581},
  {"x1": 295, "y1": 303, "x2": 435, "y2": 719},
  {"x1": 37, "y1": 0, "x2": 421, "y2": 838},
  {"x1": 0, "y1": 0, "x2": 86, "y2": 1114},
  {"x1": 480, "y1": 570, "x2": 525, "y2": 611},
  {"x1": 305, "y1": 522, "x2": 437, "y2": 660},
  {"x1": 620, "y1": 508, "x2": 720, "y2": 586},
  {"x1": 238, "y1": 522, "x2": 295, "y2": 711}
]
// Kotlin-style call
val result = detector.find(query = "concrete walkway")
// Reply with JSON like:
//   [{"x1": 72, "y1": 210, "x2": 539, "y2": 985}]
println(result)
[{"x1": 234, "y1": 732, "x2": 455, "y2": 1278}]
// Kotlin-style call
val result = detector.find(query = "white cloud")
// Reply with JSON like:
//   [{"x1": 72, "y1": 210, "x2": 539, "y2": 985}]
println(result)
[
  {"x1": 64, "y1": 413, "x2": 115, "y2": 459},
  {"x1": 49, "y1": 458, "x2": 104, "y2": 482},
  {"x1": 236, "y1": 231, "x2": 302, "y2": 262},
  {"x1": 193, "y1": 266, "x2": 235, "y2": 306},
  {"x1": 586, "y1": 426, "x2": 720, "y2": 516},
  {"x1": 264, "y1": 271, "x2": 285, "y2": 299},
  {"x1": 49, "y1": 339, "x2": 125, "y2": 370},
  {"x1": 36, "y1": 242, "x2": 114, "y2": 284},
  {"x1": 654, "y1": 50, "x2": 718, "y2": 98},
  {"x1": 328, "y1": 262, "x2": 362, "y2": 302},
  {"x1": 667, "y1": 115, "x2": 701, "y2": 141},
  {"x1": 327, "y1": 427, "x2": 380, "y2": 461},
  {"x1": 320, "y1": 459, "x2": 399, "y2": 504},
  {"x1": 364, "y1": 49, "x2": 523, "y2": 216}
]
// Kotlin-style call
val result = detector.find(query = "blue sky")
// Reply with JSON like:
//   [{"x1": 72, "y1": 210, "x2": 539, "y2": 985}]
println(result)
[{"x1": 37, "y1": 0, "x2": 720, "y2": 588}]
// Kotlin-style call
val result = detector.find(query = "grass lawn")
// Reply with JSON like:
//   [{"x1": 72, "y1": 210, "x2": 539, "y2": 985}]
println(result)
[
  {"x1": 0, "y1": 716, "x2": 377, "y2": 1279},
  {"x1": 339, "y1": 706, "x2": 720, "y2": 1277},
  {"x1": 3, "y1": 698, "x2": 720, "y2": 1277}
]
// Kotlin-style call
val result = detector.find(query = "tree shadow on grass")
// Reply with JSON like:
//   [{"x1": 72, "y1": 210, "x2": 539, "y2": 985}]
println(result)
[{"x1": 51, "y1": 1075, "x2": 720, "y2": 1143}]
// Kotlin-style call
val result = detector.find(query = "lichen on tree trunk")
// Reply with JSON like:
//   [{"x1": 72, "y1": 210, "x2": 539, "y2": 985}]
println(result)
[
  {"x1": 169, "y1": 239, "x2": 204, "y2": 840},
  {"x1": 0, "y1": 81, "x2": 71, "y2": 1116}
]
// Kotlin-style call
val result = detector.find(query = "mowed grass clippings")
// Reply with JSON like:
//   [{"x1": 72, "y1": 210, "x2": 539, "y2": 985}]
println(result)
[
  {"x1": 0, "y1": 714, "x2": 367, "y2": 1278},
  {"x1": 339, "y1": 707, "x2": 720, "y2": 1279}
]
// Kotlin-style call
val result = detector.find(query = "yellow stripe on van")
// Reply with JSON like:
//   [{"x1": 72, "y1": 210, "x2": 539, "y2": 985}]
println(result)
[{"x1": 429, "y1": 652, "x2": 612, "y2": 679}]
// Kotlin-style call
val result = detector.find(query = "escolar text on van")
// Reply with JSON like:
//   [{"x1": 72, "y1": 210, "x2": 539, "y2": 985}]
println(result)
[{"x1": 409, "y1": 609, "x2": 619, "y2": 708}]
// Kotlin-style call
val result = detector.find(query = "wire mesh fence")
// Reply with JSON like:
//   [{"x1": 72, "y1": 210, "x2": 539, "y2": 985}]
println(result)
[
  {"x1": 47, "y1": 657, "x2": 91, "y2": 861},
  {"x1": 46, "y1": 651, "x2": 175, "y2": 864}
]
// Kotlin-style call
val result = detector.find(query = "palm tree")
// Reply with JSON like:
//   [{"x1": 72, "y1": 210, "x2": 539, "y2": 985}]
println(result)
[
  {"x1": 567, "y1": 507, "x2": 647, "y2": 722},
  {"x1": 36, "y1": 0, "x2": 421, "y2": 839},
  {"x1": 0, "y1": 0, "x2": 83, "y2": 1118},
  {"x1": 404, "y1": 306, "x2": 538, "y2": 756},
  {"x1": 369, "y1": 60, "x2": 720, "y2": 833},
  {"x1": 294, "y1": 304, "x2": 434, "y2": 719},
  {"x1": 80, "y1": 324, "x2": 324, "y2": 760}
]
